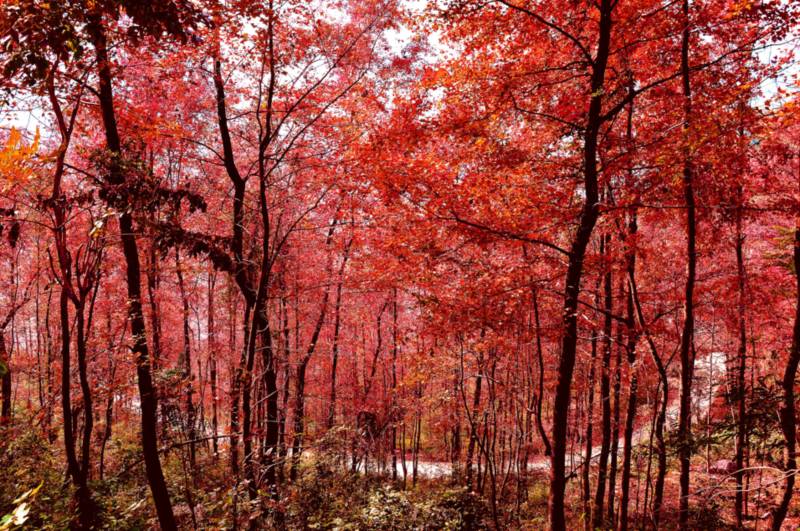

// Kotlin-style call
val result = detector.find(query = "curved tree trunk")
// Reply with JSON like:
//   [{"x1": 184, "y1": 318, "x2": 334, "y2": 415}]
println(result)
[
  {"x1": 89, "y1": 18, "x2": 177, "y2": 530},
  {"x1": 532, "y1": 286, "x2": 552, "y2": 457},
  {"x1": 549, "y1": 4, "x2": 613, "y2": 526},
  {"x1": 772, "y1": 150, "x2": 800, "y2": 531}
]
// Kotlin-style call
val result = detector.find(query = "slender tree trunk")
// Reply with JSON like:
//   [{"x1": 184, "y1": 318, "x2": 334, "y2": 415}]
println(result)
[
  {"x1": 242, "y1": 307, "x2": 258, "y2": 501},
  {"x1": 549, "y1": 3, "x2": 613, "y2": 528},
  {"x1": 89, "y1": 19, "x2": 177, "y2": 529},
  {"x1": 629, "y1": 267, "x2": 667, "y2": 526},
  {"x1": 209, "y1": 271, "x2": 219, "y2": 459},
  {"x1": 75, "y1": 306, "x2": 94, "y2": 483},
  {"x1": 677, "y1": 1, "x2": 696, "y2": 527},
  {"x1": 618, "y1": 105, "x2": 640, "y2": 530},
  {"x1": 175, "y1": 249, "x2": 196, "y2": 470},
  {"x1": 277, "y1": 295, "x2": 291, "y2": 484},
  {"x1": 146, "y1": 245, "x2": 167, "y2": 436},
  {"x1": 618, "y1": 213, "x2": 639, "y2": 531},
  {"x1": 328, "y1": 277, "x2": 344, "y2": 429},
  {"x1": 259, "y1": 319, "x2": 281, "y2": 494},
  {"x1": 391, "y1": 288, "x2": 399, "y2": 482},
  {"x1": 452, "y1": 364, "x2": 463, "y2": 481},
  {"x1": 0, "y1": 331, "x2": 10, "y2": 424},
  {"x1": 583, "y1": 325, "x2": 598, "y2": 531},
  {"x1": 45, "y1": 287, "x2": 55, "y2": 441},
  {"x1": 772, "y1": 150, "x2": 800, "y2": 531},
  {"x1": 59, "y1": 287, "x2": 81, "y2": 488},
  {"x1": 595, "y1": 232, "x2": 613, "y2": 531},
  {"x1": 607, "y1": 315, "x2": 623, "y2": 527},
  {"x1": 466, "y1": 352, "x2": 483, "y2": 491},
  {"x1": 532, "y1": 287, "x2": 552, "y2": 457},
  {"x1": 99, "y1": 331, "x2": 116, "y2": 481},
  {"x1": 291, "y1": 223, "x2": 344, "y2": 477},
  {"x1": 230, "y1": 302, "x2": 248, "y2": 478},
  {"x1": 734, "y1": 145, "x2": 749, "y2": 528},
  {"x1": 326, "y1": 233, "x2": 351, "y2": 430}
]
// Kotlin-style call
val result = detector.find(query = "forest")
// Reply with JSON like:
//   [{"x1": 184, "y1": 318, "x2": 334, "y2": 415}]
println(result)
[{"x1": 0, "y1": 0, "x2": 799, "y2": 529}]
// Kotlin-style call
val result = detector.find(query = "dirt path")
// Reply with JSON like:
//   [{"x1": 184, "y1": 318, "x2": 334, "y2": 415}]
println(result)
[{"x1": 390, "y1": 352, "x2": 727, "y2": 480}]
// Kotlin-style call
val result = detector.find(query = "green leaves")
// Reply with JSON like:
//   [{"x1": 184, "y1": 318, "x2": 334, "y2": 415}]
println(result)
[{"x1": 0, "y1": 482, "x2": 42, "y2": 530}]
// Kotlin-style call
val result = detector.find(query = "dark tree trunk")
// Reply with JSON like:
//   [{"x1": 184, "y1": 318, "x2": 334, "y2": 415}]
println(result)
[
  {"x1": 213, "y1": 51, "x2": 254, "y2": 483},
  {"x1": 230, "y1": 303, "x2": 248, "y2": 478},
  {"x1": 242, "y1": 305, "x2": 258, "y2": 501},
  {"x1": 549, "y1": 3, "x2": 613, "y2": 528},
  {"x1": 594, "y1": 232, "x2": 613, "y2": 531},
  {"x1": 772, "y1": 151, "x2": 800, "y2": 531},
  {"x1": 607, "y1": 315, "x2": 623, "y2": 527},
  {"x1": 328, "y1": 276, "x2": 345, "y2": 430},
  {"x1": 391, "y1": 288, "x2": 399, "y2": 482},
  {"x1": 0, "y1": 332, "x2": 10, "y2": 424},
  {"x1": 583, "y1": 324, "x2": 598, "y2": 531},
  {"x1": 89, "y1": 19, "x2": 177, "y2": 530},
  {"x1": 291, "y1": 222, "x2": 342, "y2": 478},
  {"x1": 618, "y1": 210, "x2": 639, "y2": 531},
  {"x1": 629, "y1": 268, "x2": 667, "y2": 526},
  {"x1": 677, "y1": 0, "x2": 696, "y2": 527},
  {"x1": 75, "y1": 307, "x2": 94, "y2": 485},
  {"x1": 734, "y1": 141, "x2": 749, "y2": 527},
  {"x1": 532, "y1": 287, "x2": 552, "y2": 457},
  {"x1": 258, "y1": 319, "x2": 281, "y2": 494},
  {"x1": 465, "y1": 352, "x2": 483, "y2": 492},
  {"x1": 209, "y1": 271, "x2": 219, "y2": 459},
  {"x1": 618, "y1": 106, "x2": 640, "y2": 531},
  {"x1": 277, "y1": 295, "x2": 291, "y2": 484},
  {"x1": 175, "y1": 249, "x2": 196, "y2": 470},
  {"x1": 452, "y1": 366, "x2": 463, "y2": 481},
  {"x1": 99, "y1": 340, "x2": 116, "y2": 481},
  {"x1": 146, "y1": 244, "x2": 168, "y2": 438},
  {"x1": 60, "y1": 287, "x2": 81, "y2": 488}
]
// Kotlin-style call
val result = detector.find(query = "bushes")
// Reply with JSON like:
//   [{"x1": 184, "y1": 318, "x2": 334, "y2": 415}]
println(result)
[{"x1": 283, "y1": 464, "x2": 489, "y2": 530}]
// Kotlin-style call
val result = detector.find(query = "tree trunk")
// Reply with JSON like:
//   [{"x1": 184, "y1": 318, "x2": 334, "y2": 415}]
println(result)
[
  {"x1": 618, "y1": 215, "x2": 639, "y2": 531},
  {"x1": 734, "y1": 151, "x2": 748, "y2": 528},
  {"x1": 618, "y1": 108, "x2": 640, "y2": 530},
  {"x1": 465, "y1": 352, "x2": 483, "y2": 491},
  {"x1": 391, "y1": 288, "x2": 399, "y2": 482},
  {"x1": 59, "y1": 287, "x2": 81, "y2": 488},
  {"x1": 291, "y1": 223, "x2": 343, "y2": 477},
  {"x1": 594, "y1": 232, "x2": 613, "y2": 531},
  {"x1": 241, "y1": 305, "x2": 258, "y2": 501},
  {"x1": 209, "y1": 270, "x2": 219, "y2": 459},
  {"x1": 146, "y1": 244, "x2": 168, "y2": 438},
  {"x1": 532, "y1": 287, "x2": 552, "y2": 457},
  {"x1": 0, "y1": 331, "x2": 10, "y2": 424},
  {"x1": 89, "y1": 18, "x2": 177, "y2": 530},
  {"x1": 328, "y1": 276, "x2": 345, "y2": 430},
  {"x1": 175, "y1": 249, "x2": 196, "y2": 470},
  {"x1": 772, "y1": 151, "x2": 800, "y2": 531},
  {"x1": 549, "y1": 3, "x2": 613, "y2": 528},
  {"x1": 607, "y1": 314, "x2": 623, "y2": 527},
  {"x1": 628, "y1": 267, "x2": 668, "y2": 526},
  {"x1": 583, "y1": 324, "x2": 598, "y2": 531},
  {"x1": 677, "y1": 0, "x2": 696, "y2": 527}
]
